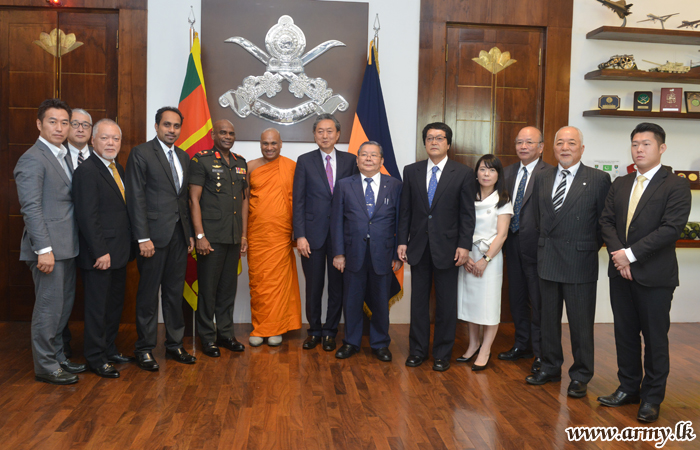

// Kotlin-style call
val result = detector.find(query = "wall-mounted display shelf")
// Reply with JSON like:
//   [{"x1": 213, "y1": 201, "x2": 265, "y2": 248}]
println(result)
[
  {"x1": 677, "y1": 240, "x2": 700, "y2": 248},
  {"x1": 584, "y1": 69, "x2": 700, "y2": 85},
  {"x1": 586, "y1": 26, "x2": 700, "y2": 46},
  {"x1": 582, "y1": 110, "x2": 700, "y2": 120}
]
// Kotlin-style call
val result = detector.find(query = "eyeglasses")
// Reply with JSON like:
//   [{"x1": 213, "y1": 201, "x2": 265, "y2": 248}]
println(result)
[
  {"x1": 71, "y1": 121, "x2": 92, "y2": 130},
  {"x1": 515, "y1": 140, "x2": 542, "y2": 147},
  {"x1": 426, "y1": 136, "x2": 446, "y2": 143}
]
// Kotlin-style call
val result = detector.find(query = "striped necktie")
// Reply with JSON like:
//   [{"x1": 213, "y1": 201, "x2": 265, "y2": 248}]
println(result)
[{"x1": 552, "y1": 169, "x2": 570, "y2": 213}]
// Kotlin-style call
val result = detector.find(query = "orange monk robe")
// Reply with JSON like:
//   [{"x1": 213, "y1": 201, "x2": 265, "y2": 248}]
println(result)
[{"x1": 248, "y1": 156, "x2": 302, "y2": 337}]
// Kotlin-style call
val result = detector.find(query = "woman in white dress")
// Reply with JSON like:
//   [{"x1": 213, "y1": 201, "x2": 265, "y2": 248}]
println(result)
[{"x1": 456, "y1": 154, "x2": 512, "y2": 371}]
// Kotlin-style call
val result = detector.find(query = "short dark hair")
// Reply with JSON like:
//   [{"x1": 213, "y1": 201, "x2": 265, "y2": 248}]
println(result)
[
  {"x1": 358, "y1": 140, "x2": 383, "y2": 157},
  {"x1": 313, "y1": 113, "x2": 340, "y2": 133},
  {"x1": 38, "y1": 98, "x2": 71, "y2": 122},
  {"x1": 474, "y1": 154, "x2": 510, "y2": 209},
  {"x1": 631, "y1": 122, "x2": 665, "y2": 145},
  {"x1": 155, "y1": 106, "x2": 184, "y2": 125},
  {"x1": 422, "y1": 122, "x2": 452, "y2": 146}
]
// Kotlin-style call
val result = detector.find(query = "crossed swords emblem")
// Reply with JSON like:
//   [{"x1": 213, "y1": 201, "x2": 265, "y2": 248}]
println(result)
[{"x1": 219, "y1": 15, "x2": 349, "y2": 125}]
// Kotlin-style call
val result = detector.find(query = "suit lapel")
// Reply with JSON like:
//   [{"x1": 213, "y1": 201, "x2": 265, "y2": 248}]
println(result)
[
  {"x1": 522, "y1": 159, "x2": 546, "y2": 206},
  {"x1": 506, "y1": 164, "x2": 518, "y2": 196},
  {"x1": 417, "y1": 160, "x2": 430, "y2": 211},
  {"x1": 314, "y1": 149, "x2": 333, "y2": 196},
  {"x1": 617, "y1": 173, "x2": 635, "y2": 233},
  {"x1": 552, "y1": 164, "x2": 589, "y2": 227},
  {"x1": 176, "y1": 146, "x2": 189, "y2": 184},
  {"x1": 541, "y1": 166, "x2": 557, "y2": 219},
  {"x1": 153, "y1": 139, "x2": 178, "y2": 193},
  {"x1": 351, "y1": 174, "x2": 370, "y2": 218},
  {"x1": 630, "y1": 168, "x2": 667, "y2": 225},
  {"x1": 96, "y1": 157, "x2": 126, "y2": 203},
  {"x1": 36, "y1": 140, "x2": 71, "y2": 187},
  {"x1": 371, "y1": 174, "x2": 391, "y2": 217},
  {"x1": 430, "y1": 159, "x2": 456, "y2": 211}
]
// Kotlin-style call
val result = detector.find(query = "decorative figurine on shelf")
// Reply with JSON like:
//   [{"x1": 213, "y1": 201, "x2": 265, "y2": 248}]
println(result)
[
  {"x1": 644, "y1": 60, "x2": 691, "y2": 73},
  {"x1": 678, "y1": 19, "x2": 700, "y2": 29},
  {"x1": 598, "y1": 54, "x2": 638, "y2": 70},
  {"x1": 637, "y1": 13, "x2": 679, "y2": 30},
  {"x1": 596, "y1": 0, "x2": 634, "y2": 27}
]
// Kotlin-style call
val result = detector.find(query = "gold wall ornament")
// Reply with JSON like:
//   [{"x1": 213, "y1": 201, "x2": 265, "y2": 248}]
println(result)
[
  {"x1": 33, "y1": 28, "x2": 83, "y2": 57},
  {"x1": 472, "y1": 47, "x2": 517, "y2": 74}
]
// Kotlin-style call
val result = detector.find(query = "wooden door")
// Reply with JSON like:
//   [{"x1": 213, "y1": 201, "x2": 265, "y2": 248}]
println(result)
[
  {"x1": 445, "y1": 25, "x2": 545, "y2": 169},
  {"x1": 0, "y1": 8, "x2": 119, "y2": 321}
]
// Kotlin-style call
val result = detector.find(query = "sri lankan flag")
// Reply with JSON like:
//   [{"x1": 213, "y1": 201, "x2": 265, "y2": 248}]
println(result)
[
  {"x1": 175, "y1": 32, "x2": 214, "y2": 158},
  {"x1": 348, "y1": 41, "x2": 404, "y2": 315}
]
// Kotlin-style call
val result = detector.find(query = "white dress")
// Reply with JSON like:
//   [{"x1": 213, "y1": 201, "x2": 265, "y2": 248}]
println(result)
[{"x1": 457, "y1": 191, "x2": 513, "y2": 325}]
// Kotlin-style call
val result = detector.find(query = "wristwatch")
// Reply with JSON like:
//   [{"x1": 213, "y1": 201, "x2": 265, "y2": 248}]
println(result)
[
  {"x1": 483, "y1": 255, "x2": 492, "y2": 263},
  {"x1": 196, "y1": 233, "x2": 205, "y2": 240}
]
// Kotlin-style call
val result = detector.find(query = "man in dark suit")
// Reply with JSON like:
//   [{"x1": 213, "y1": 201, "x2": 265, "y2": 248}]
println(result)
[
  {"x1": 126, "y1": 107, "x2": 196, "y2": 370},
  {"x1": 499, "y1": 126, "x2": 552, "y2": 373},
  {"x1": 73, "y1": 119, "x2": 134, "y2": 378},
  {"x1": 526, "y1": 126, "x2": 611, "y2": 399},
  {"x1": 397, "y1": 122, "x2": 475, "y2": 372},
  {"x1": 60, "y1": 107, "x2": 93, "y2": 359},
  {"x1": 330, "y1": 141, "x2": 402, "y2": 361},
  {"x1": 14, "y1": 98, "x2": 86, "y2": 384},
  {"x1": 293, "y1": 113, "x2": 357, "y2": 351},
  {"x1": 598, "y1": 123, "x2": 691, "y2": 423}
]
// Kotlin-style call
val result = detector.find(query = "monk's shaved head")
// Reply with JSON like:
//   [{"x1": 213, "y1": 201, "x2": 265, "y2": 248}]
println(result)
[{"x1": 260, "y1": 128, "x2": 282, "y2": 161}]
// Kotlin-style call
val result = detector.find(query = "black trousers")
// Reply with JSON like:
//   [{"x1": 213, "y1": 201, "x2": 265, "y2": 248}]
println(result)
[
  {"x1": 300, "y1": 233, "x2": 343, "y2": 337},
  {"x1": 505, "y1": 232, "x2": 542, "y2": 356},
  {"x1": 83, "y1": 266, "x2": 127, "y2": 366},
  {"x1": 539, "y1": 279, "x2": 597, "y2": 382},
  {"x1": 195, "y1": 242, "x2": 241, "y2": 343},
  {"x1": 409, "y1": 241, "x2": 459, "y2": 361},
  {"x1": 134, "y1": 226, "x2": 187, "y2": 354},
  {"x1": 610, "y1": 276, "x2": 673, "y2": 404}
]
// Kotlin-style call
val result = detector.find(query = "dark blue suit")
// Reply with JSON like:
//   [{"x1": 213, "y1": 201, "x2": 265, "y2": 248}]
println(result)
[
  {"x1": 331, "y1": 173, "x2": 402, "y2": 349},
  {"x1": 293, "y1": 149, "x2": 358, "y2": 337}
]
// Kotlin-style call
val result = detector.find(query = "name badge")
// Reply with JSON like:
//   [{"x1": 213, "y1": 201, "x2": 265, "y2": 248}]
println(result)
[
  {"x1": 212, "y1": 168, "x2": 224, "y2": 173},
  {"x1": 235, "y1": 167, "x2": 247, "y2": 174}
]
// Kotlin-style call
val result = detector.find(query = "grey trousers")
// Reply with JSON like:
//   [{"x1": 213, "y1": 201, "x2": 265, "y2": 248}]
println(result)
[{"x1": 28, "y1": 258, "x2": 76, "y2": 375}]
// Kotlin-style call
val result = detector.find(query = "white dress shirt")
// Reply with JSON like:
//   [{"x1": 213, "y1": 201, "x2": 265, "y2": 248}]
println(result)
[
  {"x1": 36, "y1": 137, "x2": 71, "y2": 255},
  {"x1": 158, "y1": 138, "x2": 183, "y2": 188},
  {"x1": 94, "y1": 152, "x2": 115, "y2": 174},
  {"x1": 624, "y1": 163, "x2": 663, "y2": 263},
  {"x1": 320, "y1": 148, "x2": 337, "y2": 188},
  {"x1": 362, "y1": 171, "x2": 382, "y2": 205},
  {"x1": 426, "y1": 155, "x2": 448, "y2": 191},
  {"x1": 512, "y1": 159, "x2": 539, "y2": 200},
  {"x1": 68, "y1": 142, "x2": 91, "y2": 169},
  {"x1": 551, "y1": 161, "x2": 581, "y2": 203}
]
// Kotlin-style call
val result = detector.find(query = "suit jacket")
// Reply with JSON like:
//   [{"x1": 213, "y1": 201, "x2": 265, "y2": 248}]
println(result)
[
  {"x1": 292, "y1": 148, "x2": 358, "y2": 249},
  {"x1": 14, "y1": 139, "x2": 79, "y2": 261},
  {"x1": 63, "y1": 143, "x2": 94, "y2": 175},
  {"x1": 73, "y1": 155, "x2": 134, "y2": 270},
  {"x1": 330, "y1": 174, "x2": 402, "y2": 274},
  {"x1": 504, "y1": 158, "x2": 552, "y2": 262},
  {"x1": 397, "y1": 159, "x2": 476, "y2": 270},
  {"x1": 535, "y1": 163, "x2": 611, "y2": 284},
  {"x1": 125, "y1": 138, "x2": 193, "y2": 248},
  {"x1": 600, "y1": 167, "x2": 691, "y2": 287}
]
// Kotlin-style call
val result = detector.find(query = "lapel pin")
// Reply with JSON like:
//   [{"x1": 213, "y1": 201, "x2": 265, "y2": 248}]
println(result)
[{"x1": 583, "y1": 182, "x2": 587, "y2": 185}]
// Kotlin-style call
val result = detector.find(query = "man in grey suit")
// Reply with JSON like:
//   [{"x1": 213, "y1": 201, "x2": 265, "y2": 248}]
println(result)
[
  {"x1": 14, "y1": 98, "x2": 87, "y2": 385},
  {"x1": 499, "y1": 127, "x2": 552, "y2": 373},
  {"x1": 526, "y1": 126, "x2": 611, "y2": 399}
]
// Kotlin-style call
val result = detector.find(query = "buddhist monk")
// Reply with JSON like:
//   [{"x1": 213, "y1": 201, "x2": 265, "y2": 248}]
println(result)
[{"x1": 246, "y1": 128, "x2": 302, "y2": 346}]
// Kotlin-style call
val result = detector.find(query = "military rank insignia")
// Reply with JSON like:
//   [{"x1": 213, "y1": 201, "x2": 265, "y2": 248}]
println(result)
[{"x1": 235, "y1": 167, "x2": 247, "y2": 174}]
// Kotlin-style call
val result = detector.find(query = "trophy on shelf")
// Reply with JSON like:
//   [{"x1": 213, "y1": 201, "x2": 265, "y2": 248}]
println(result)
[
  {"x1": 637, "y1": 13, "x2": 679, "y2": 30},
  {"x1": 598, "y1": 54, "x2": 638, "y2": 70},
  {"x1": 660, "y1": 88, "x2": 683, "y2": 112},
  {"x1": 633, "y1": 91, "x2": 653, "y2": 111},
  {"x1": 644, "y1": 60, "x2": 691, "y2": 73},
  {"x1": 596, "y1": 0, "x2": 633, "y2": 27}
]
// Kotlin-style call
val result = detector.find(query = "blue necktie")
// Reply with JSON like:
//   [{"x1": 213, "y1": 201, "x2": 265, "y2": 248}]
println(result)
[
  {"x1": 428, "y1": 166, "x2": 439, "y2": 207},
  {"x1": 365, "y1": 177, "x2": 375, "y2": 217},
  {"x1": 510, "y1": 168, "x2": 528, "y2": 233}
]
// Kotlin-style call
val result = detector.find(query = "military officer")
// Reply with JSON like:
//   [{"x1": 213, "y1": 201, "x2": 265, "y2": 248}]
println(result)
[{"x1": 188, "y1": 119, "x2": 248, "y2": 357}]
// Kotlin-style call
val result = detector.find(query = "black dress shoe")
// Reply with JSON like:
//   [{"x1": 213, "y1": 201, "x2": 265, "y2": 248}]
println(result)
[
  {"x1": 498, "y1": 347, "x2": 534, "y2": 361},
  {"x1": 166, "y1": 348, "x2": 196, "y2": 364},
  {"x1": 303, "y1": 336, "x2": 322, "y2": 350},
  {"x1": 216, "y1": 337, "x2": 245, "y2": 352},
  {"x1": 456, "y1": 345, "x2": 481, "y2": 363},
  {"x1": 405, "y1": 355, "x2": 426, "y2": 367},
  {"x1": 322, "y1": 336, "x2": 337, "y2": 352},
  {"x1": 472, "y1": 353, "x2": 491, "y2": 371},
  {"x1": 526, "y1": 370, "x2": 561, "y2": 385},
  {"x1": 35, "y1": 368, "x2": 78, "y2": 385},
  {"x1": 597, "y1": 389, "x2": 641, "y2": 407},
  {"x1": 63, "y1": 343, "x2": 73, "y2": 359},
  {"x1": 335, "y1": 344, "x2": 359, "y2": 359},
  {"x1": 136, "y1": 352, "x2": 160, "y2": 371},
  {"x1": 433, "y1": 359, "x2": 450, "y2": 372},
  {"x1": 531, "y1": 357, "x2": 542, "y2": 374},
  {"x1": 637, "y1": 402, "x2": 660, "y2": 423},
  {"x1": 372, "y1": 347, "x2": 392, "y2": 362},
  {"x1": 108, "y1": 353, "x2": 136, "y2": 364},
  {"x1": 567, "y1": 380, "x2": 588, "y2": 398},
  {"x1": 202, "y1": 342, "x2": 221, "y2": 358},
  {"x1": 90, "y1": 363, "x2": 120, "y2": 378},
  {"x1": 59, "y1": 359, "x2": 87, "y2": 374}
]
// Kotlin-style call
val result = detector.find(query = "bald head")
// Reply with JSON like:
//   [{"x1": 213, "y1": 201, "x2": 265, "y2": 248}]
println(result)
[
  {"x1": 212, "y1": 119, "x2": 235, "y2": 151},
  {"x1": 515, "y1": 126, "x2": 544, "y2": 165},
  {"x1": 260, "y1": 128, "x2": 282, "y2": 161}
]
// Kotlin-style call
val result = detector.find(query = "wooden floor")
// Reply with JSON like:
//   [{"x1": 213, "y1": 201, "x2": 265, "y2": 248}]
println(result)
[{"x1": 0, "y1": 322, "x2": 698, "y2": 450}]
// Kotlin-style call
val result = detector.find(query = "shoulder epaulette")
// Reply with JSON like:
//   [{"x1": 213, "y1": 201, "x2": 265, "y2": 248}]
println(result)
[{"x1": 195, "y1": 150, "x2": 213, "y2": 157}]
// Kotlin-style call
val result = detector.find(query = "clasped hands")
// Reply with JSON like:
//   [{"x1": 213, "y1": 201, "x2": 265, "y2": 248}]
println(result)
[{"x1": 611, "y1": 249, "x2": 633, "y2": 281}]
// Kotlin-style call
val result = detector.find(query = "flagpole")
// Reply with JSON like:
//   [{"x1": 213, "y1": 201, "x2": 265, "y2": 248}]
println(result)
[{"x1": 188, "y1": 5, "x2": 196, "y2": 347}]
